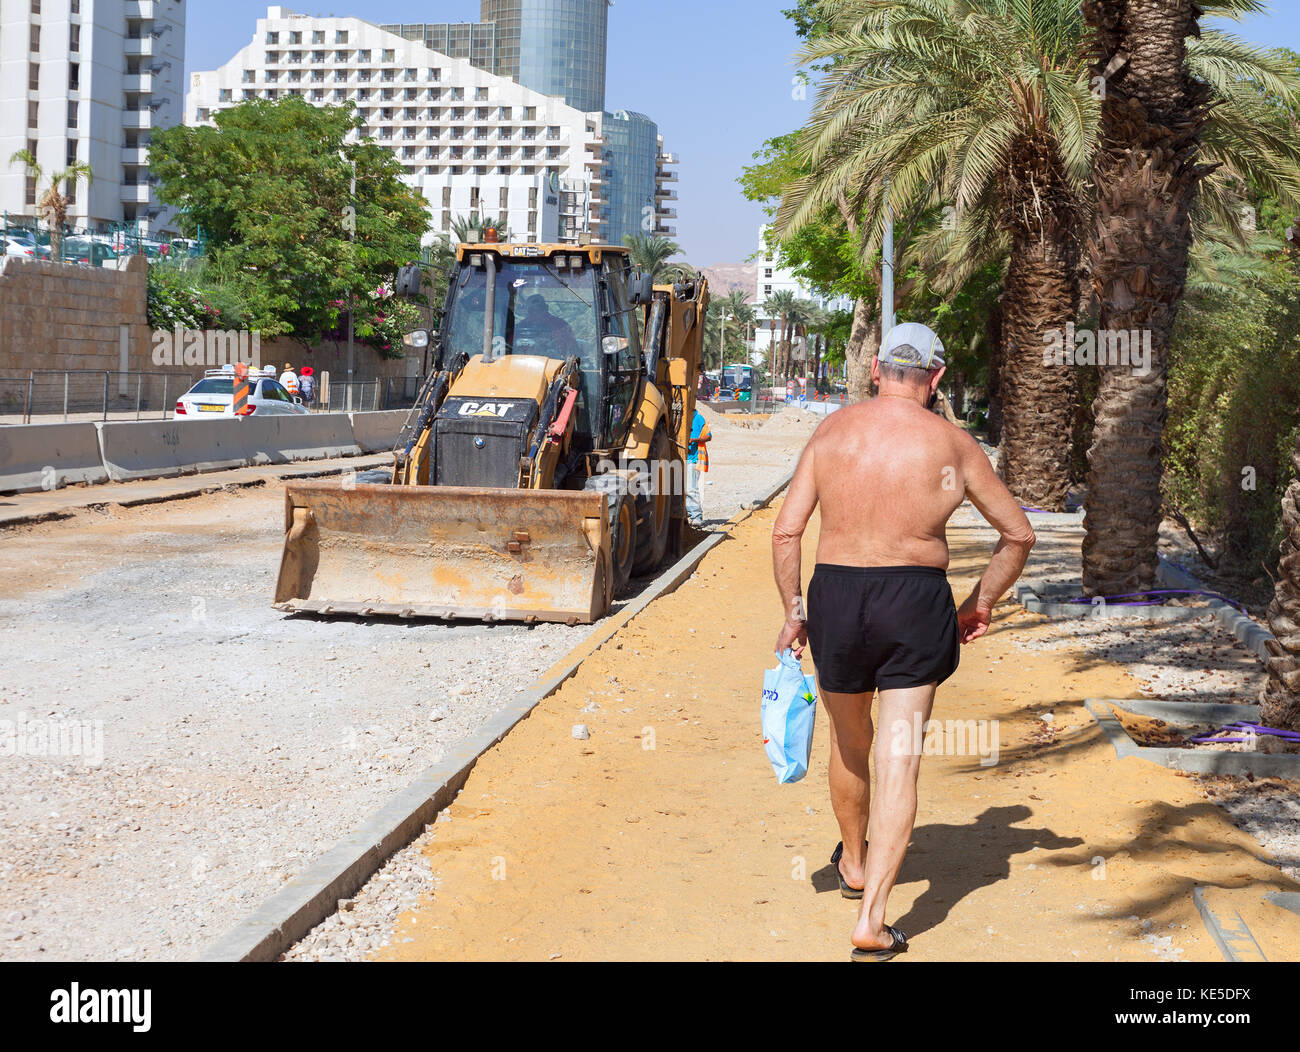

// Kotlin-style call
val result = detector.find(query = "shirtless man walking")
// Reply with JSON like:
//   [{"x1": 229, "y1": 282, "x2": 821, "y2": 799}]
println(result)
[{"x1": 771, "y1": 322, "x2": 1035, "y2": 961}]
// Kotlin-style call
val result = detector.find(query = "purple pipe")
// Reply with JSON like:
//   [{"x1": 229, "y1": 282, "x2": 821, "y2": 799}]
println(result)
[{"x1": 1063, "y1": 589, "x2": 1247, "y2": 613}]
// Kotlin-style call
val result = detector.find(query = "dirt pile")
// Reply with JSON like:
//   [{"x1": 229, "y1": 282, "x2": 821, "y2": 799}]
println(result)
[{"x1": 762, "y1": 406, "x2": 824, "y2": 434}]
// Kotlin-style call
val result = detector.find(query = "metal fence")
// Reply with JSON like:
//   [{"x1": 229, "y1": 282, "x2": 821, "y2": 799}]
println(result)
[
  {"x1": 0, "y1": 369, "x2": 423, "y2": 423},
  {"x1": 0, "y1": 370, "x2": 194, "y2": 423},
  {"x1": 315, "y1": 376, "x2": 421, "y2": 413}
]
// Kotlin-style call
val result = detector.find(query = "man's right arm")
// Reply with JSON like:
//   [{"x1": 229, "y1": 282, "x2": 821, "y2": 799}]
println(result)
[{"x1": 958, "y1": 433, "x2": 1036, "y2": 642}]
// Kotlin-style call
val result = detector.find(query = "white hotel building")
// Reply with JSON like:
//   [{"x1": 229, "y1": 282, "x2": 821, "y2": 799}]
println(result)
[
  {"x1": 186, "y1": 6, "x2": 677, "y2": 247},
  {"x1": 752, "y1": 224, "x2": 852, "y2": 356},
  {"x1": 0, "y1": 0, "x2": 185, "y2": 233}
]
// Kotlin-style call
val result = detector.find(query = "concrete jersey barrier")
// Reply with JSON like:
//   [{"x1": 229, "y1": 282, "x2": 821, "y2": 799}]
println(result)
[
  {"x1": 0, "y1": 421, "x2": 109, "y2": 494},
  {"x1": 3, "y1": 411, "x2": 386, "y2": 491},
  {"x1": 249, "y1": 413, "x2": 361, "y2": 462},
  {"x1": 96, "y1": 418, "x2": 250, "y2": 482},
  {"x1": 349, "y1": 410, "x2": 409, "y2": 454}
]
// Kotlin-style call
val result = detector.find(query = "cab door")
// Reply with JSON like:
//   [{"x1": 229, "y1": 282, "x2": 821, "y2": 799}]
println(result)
[{"x1": 600, "y1": 261, "x2": 642, "y2": 448}]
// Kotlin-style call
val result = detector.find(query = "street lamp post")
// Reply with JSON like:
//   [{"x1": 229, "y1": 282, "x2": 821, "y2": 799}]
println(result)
[
  {"x1": 342, "y1": 152, "x2": 357, "y2": 412},
  {"x1": 882, "y1": 179, "x2": 896, "y2": 340}
]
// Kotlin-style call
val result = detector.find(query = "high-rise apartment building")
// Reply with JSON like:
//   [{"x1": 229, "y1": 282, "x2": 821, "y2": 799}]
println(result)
[
  {"x1": 190, "y1": 7, "x2": 676, "y2": 247},
  {"x1": 384, "y1": 0, "x2": 609, "y2": 114},
  {"x1": 0, "y1": 0, "x2": 185, "y2": 233},
  {"x1": 480, "y1": 0, "x2": 608, "y2": 114},
  {"x1": 752, "y1": 224, "x2": 851, "y2": 355},
  {"x1": 381, "y1": 0, "x2": 675, "y2": 244}
]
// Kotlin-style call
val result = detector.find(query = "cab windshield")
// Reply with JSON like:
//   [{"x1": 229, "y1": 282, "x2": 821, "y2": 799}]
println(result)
[{"x1": 444, "y1": 259, "x2": 598, "y2": 366}]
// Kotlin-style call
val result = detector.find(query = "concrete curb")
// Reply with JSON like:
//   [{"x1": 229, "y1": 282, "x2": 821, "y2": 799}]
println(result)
[
  {"x1": 0, "y1": 454, "x2": 395, "y2": 528},
  {"x1": 1083, "y1": 698, "x2": 1300, "y2": 777},
  {"x1": 1265, "y1": 891, "x2": 1300, "y2": 920},
  {"x1": 1156, "y1": 555, "x2": 1275, "y2": 664},
  {"x1": 195, "y1": 469, "x2": 796, "y2": 962},
  {"x1": 1012, "y1": 555, "x2": 1276, "y2": 644},
  {"x1": 1193, "y1": 887, "x2": 1269, "y2": 962},
  {"x1": 1014, "y1": 579, "x2": 1215, "y2": 622}
]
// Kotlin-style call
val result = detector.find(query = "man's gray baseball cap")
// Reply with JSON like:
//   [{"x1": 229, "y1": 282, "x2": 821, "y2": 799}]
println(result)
[{"x1": 878, "y1": 322, "x2": 945, "y2": 370}]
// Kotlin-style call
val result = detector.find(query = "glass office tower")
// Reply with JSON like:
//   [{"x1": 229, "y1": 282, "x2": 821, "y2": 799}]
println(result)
[
  {"x1": 481, "y1": 0, "x2": 609, "y2": 114},
  {"x1": 599, "y1": 111, "x2": 660, "y2": 245}
]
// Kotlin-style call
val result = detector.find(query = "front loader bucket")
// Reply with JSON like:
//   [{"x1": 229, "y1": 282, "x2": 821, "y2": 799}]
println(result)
[{"x1": 273, "y1": 482, "x2": 612, "y2": 624}]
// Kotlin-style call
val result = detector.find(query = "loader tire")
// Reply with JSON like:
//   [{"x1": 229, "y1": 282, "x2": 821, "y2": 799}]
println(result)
[
  {"x1": 585, "y1": 475, "x2": 636, "y2": 598},
  {"x1": 632, "y1": 425, "x2": 672, "y2": 577},
  {"x1": 609, "y1": 491, "x2": 636, "y2": 598}
]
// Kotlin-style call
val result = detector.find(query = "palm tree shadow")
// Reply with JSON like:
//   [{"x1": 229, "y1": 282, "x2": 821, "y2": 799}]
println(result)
[{"x1": 810, "y1": 805, "x2": 1083, "y2": 936}]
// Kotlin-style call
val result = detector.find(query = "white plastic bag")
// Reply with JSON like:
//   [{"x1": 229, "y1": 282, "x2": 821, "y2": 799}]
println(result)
[{"x1": 761, "y1": 649, "x2": 818, "y2": 783}]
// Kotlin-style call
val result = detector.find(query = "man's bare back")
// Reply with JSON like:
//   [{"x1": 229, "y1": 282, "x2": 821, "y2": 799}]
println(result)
[{"x1": 809, "y1": 396, "x2": 974, "y2": 570}]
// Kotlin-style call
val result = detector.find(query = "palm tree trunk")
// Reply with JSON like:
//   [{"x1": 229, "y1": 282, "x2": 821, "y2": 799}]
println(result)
[
  {"x1": 1081, "y1": 0, "x2": 1210, "y2": 594},
  {"x1": 1262, "y1": 443, "x2": 1300, "y2": 733},
  {"x1": 999, "y1": 237, "x2": 1079, "y2": 511},
  {"x1": 844, "y1": 297, "x2": 879, "y2": 403}
]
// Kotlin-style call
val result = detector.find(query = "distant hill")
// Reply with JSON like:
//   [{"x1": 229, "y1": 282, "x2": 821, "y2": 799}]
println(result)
[{"x1": 699, "y1": 263, "x2": 756, "y2": 300}]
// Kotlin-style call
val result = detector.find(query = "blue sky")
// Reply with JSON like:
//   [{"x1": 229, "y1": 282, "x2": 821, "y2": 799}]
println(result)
[{"x1": 186, "y1": 2, "x2": 1299, "y2": 266}]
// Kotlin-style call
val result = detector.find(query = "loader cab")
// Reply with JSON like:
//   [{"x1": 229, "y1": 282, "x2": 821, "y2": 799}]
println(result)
[{"x1": 441, "y1": 245, "x2": 644, "y2": 452}]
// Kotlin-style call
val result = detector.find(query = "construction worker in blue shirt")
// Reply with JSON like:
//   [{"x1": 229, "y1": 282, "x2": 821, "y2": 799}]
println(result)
[{"x1": 686, "y1": 407, "x2": 712, "y2": 528}]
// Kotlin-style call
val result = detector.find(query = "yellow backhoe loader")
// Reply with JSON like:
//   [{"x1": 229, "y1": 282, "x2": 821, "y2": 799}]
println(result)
[{"x1": 273, "y1": 241, "x2": 708, "y2": 624}]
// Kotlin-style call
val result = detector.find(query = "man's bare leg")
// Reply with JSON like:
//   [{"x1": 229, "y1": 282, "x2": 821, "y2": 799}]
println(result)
[
  {"x1": 852, "y1": 682, "x2": 938, "y2": 950},
  {"x1": 820, "y1": 687, "x2": 875, "y2": 891}
]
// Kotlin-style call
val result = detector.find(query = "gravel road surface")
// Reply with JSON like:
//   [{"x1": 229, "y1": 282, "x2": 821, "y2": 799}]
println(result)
[{"x1": 0, "y1": 408, "x2": 820, "y2": 961}]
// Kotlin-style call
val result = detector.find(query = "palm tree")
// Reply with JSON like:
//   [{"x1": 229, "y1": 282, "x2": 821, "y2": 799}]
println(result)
[
  {"x1": 9, "y1": 149, "x2": 94, "y2": 261},
  {"x1": 786, "y1": 297, "x2": 817, "y2": 380},
  {"x1": 718, "y1": 289, "x2": 755, "y2": 371},
  {"x1": 765, "y1": 289, "x2": 798, "y2": 381},
  {"x1": 450, "y1": 213, "x2": 510, "y2": 243},
  {"x1": 777, "y1": 0, "x2": 1097, "y2": 511},
  {"x1": 803, "y1": 303, "x2": 832, "y2": 388},
  {"x1": 1080, "y1": 0, "x2": 1300, "y2": 593},
  {"x1": 623, "y1": 233, "x2": 681, "y2": 282}
]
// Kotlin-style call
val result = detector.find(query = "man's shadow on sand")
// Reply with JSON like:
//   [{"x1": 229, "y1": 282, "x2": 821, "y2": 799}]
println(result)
[{"x1": 810, "y1": 805, "x2": 1082, "y2": 937}]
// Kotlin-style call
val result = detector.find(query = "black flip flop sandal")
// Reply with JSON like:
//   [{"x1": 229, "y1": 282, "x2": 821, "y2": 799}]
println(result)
[
  {"x1": 830, "y1": 840, "x2": 868, "y2": 899},
  {"x1": 850, "y1": 925, "x2": 908, "y2": 962}
]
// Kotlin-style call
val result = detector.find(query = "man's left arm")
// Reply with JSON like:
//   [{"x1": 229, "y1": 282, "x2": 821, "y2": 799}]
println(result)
[{"x1": 771, "y1": 440, "x2": 818, "y2": 656}]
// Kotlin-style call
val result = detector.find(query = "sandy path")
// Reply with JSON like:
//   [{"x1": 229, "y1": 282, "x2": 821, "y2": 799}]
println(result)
[{"x1": 370, "y1": 502, "x2": 1300, "y2": 962}]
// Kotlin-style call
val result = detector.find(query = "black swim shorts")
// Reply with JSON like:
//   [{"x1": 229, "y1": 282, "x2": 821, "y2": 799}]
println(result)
[{"x1": 806, "y1": 564, "x2": 960, "y2": 694}]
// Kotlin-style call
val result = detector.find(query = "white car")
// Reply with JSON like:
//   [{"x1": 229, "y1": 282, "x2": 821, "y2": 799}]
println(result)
[
  {"x1": 174, "y1": 371, "x2": 310, "y2": 419},
  {"x1": 3, "y1": 236, "x2": 36, "y2": 257}
]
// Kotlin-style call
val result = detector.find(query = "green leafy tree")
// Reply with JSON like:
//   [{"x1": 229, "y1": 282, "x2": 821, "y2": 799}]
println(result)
[{"x1": 149, "y1": 97, "x2": 429, "y2": 348}]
